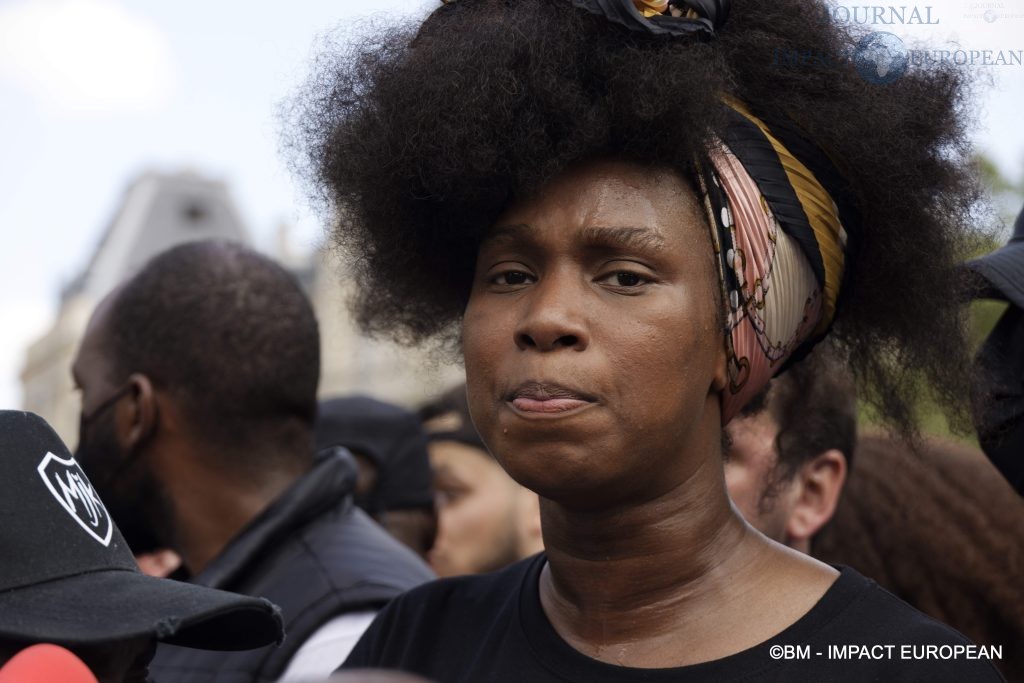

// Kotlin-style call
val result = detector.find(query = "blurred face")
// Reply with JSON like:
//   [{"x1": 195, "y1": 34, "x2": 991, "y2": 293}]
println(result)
[
  {"x1": 723, "y1": 410, "x2": 795, "y2": 541},
  {"x1": 463, "y1": 160, "x2": 727, "y2": 508},
  {"x1": 378, "y1": 508, "x2": 438, "y2": 560},
  {"x1": 428, "y1": 440, "x2": 534, "y2": 576}
]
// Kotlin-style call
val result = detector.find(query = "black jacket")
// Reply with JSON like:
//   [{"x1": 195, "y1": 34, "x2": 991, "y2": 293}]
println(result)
[
  {"x1": 973, "y1": 305, "x2": 1024, "y2": 495},
  {"x1": 149, "y1": 449, "x2": 435, "y2": 682}
]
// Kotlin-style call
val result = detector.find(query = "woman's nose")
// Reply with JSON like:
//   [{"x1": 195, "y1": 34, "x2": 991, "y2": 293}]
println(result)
[{"x1": 513, "y1": 271, "x2": 589, "y2": 352}]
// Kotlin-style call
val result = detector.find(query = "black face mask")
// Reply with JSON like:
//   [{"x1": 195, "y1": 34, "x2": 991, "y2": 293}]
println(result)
[{"x1": 75, "y1": 386, "x2": 166, "y2": 555}]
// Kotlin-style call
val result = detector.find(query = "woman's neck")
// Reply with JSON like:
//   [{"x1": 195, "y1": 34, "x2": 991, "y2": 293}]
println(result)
[
  {"x1": 540, "y1": 453, "x2": 749, "y2": 618},
  {"x1": 536, "y1": 449, "x2": 826, "y2": 668}
]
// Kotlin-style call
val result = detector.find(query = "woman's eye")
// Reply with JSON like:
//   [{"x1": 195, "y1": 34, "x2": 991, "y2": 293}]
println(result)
[
  {"x1": 492, "y1": 271, "x2": 533, "y2": 286},
  {"x1": 600, "y1": 271, "x2": 650, "y2": 288},
  {"x1": 615, "y1": 272, "x2": 643, "y2": 287}
]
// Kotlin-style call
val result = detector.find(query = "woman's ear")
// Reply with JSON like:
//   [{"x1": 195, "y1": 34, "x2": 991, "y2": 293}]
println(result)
[{"x1": 712, "y1": 341, "x2": 729, "y2": 394}]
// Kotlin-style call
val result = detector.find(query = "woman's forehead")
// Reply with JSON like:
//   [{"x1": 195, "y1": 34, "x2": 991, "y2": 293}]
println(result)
[{"x1": 484, "y1": 161, "x2": 704, "y2": 251}]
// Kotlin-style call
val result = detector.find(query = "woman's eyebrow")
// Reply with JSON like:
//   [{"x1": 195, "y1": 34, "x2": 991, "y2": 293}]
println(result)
[
  {"x1": 482, "y1": 224, "x2": 666, "y2": 252},
  {"x1": 580, "y1": 226, "x2": 667, "y2": 252}
]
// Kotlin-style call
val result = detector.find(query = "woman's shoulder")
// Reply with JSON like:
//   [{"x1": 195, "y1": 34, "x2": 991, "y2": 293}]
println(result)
[
  {"x1": 386, "y1": 553, "x2": 542, "y2": 619},
  {"x1": 342, "y1": 553, "x2": 544, "y2": 671},
  {"x1": 820, "y1": 565, "x2": 980, "y2": 647}
]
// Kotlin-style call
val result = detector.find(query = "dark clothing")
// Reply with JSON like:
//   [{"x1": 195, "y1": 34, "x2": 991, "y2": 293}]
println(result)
[
  {"x1": 315, "y1": 396, "x2": 434, "y2": 513},
  {"x1": 343, "y1": 553, "x2": 1005, "y2": 682},
  {"x1": 150, "y1": 450, "x2": 435, "y2": 683},
  {"x1": 966, "y1": 200, "x2": 1024, "y2": 494},
  {"x1": 973, "y1": 304, "x2": 1024, "y2": 494}
]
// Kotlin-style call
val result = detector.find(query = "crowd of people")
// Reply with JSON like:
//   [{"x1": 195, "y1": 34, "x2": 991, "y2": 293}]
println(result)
[{"x1": 3, "y1": 0, "x2": 1023, "y2": 681}]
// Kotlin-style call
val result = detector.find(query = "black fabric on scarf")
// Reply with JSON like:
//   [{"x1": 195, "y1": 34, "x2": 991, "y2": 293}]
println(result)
[
  {"x1": 748, "y1": 107, "x2": 863, "y2": 287},
  {"x1": 570, "y1": 0, "x2": 729, "y2": 37},
  {"x1": 720, "y1": 108, "x2": 826, "y2": 289}
]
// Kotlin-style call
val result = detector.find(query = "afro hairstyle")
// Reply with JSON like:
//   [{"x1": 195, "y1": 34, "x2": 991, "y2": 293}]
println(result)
[{"x1": 290, "y1": 0, "x2": 983, "y2": 435}]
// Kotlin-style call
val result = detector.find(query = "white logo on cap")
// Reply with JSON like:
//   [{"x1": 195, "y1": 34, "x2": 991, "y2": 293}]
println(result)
[{"x1": 37, "y1": 452, "x2": 113, "y2": 547}]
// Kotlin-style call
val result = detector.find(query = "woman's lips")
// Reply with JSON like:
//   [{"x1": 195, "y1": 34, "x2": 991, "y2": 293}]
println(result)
[
  {"x1": 511, "y1": 397, "x2": 592, "y2": 413},
  {"x1": 506, "y1": 381, "x2": 597, "y2": 415}
]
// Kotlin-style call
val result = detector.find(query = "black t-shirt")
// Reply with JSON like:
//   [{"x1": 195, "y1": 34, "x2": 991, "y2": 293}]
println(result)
[{"x1": 343, "y1": 553, "x2": 1005, "y2": 682}]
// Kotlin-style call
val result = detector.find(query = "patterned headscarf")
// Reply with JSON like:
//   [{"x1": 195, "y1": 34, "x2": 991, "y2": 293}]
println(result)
[
  {"x1": 572, "y1": 0, "x2": 859, "y2": 422},
  {"x1": 699, "y1": 99, "x2": 856, "y2": 420},
  {"x1": 571, "y1": 0, "x2": 730, "y2": 36}
]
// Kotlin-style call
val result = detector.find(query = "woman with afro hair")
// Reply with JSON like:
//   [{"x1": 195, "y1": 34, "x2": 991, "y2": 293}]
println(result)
[{"x1": 293, "y1": 0, "x2": 1004, "y2": 680}]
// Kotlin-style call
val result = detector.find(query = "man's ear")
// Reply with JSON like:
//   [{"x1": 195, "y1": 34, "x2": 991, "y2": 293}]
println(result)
[
  {"x1": 117, "y1": 373, "x2": 159, "y2": 451},
  {"x1": 784, "y1": 449, "x2": 848, "y2": 553}
]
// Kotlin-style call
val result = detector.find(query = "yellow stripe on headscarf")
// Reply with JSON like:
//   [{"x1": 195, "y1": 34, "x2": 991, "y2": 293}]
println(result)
[
  {"x1": 632, "y1": 0, "x2": 669, "y2": 17},
  {"x1": 722, "y1": 97, "x2": 846, "y2": 334}
]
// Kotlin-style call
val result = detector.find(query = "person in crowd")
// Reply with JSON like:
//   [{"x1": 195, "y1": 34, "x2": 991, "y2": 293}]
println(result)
[
  {"x1": 0, "y1": 410, "x2": 282, "y2": 683},
  {"x1": 71, "y1": 240, "x2": 434, "y2": 682},
  {"x1": 419, "y1": 385, "x2": 543, "y2": 576},
  {"x1": 723, "y1": 345, "x2": 854, "y2": 553},
  {"x1": 722, "y1": 352, "x2": 1024, "y2": 681},
  {"x1": 293, "y1": 0, "x2": 1001, "y2": 679},
  {"x1": 964, "y1": 201, "x2": 1024, "y2": 494},
  {"x1": 813, "y1": 434, "x2": 1024, "y2": 681},
  {"x1": 315, "y1": 396, "x2": 437, "y2": 558}
]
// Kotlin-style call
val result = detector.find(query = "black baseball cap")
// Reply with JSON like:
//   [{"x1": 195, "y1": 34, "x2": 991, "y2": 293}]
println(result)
[
  {"x1": 418, "y1": 384, "x2": 488, "y2": 455},
  {"x1": 315, "y1": 396, "x2": 434, "y2": 512},
  {"x1": 964, "y1": 202, "x2": 1024, "y2": 309},
  {"x1": 0, "y1": 410, "x2": 283, "y2": 650}
]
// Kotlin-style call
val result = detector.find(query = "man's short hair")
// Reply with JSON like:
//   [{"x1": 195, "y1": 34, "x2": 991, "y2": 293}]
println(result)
[
  {"x1": 105, "y1": 240, "x2": 320, "y2": 456},
  {"x1": 735, "y1": 345, "x2": 857, "y2": 503}
]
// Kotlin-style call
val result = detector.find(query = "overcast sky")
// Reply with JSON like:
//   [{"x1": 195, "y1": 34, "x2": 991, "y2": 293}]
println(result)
[{"x1": 2, "y1": 0, "x2": 1022, "y2": 410}]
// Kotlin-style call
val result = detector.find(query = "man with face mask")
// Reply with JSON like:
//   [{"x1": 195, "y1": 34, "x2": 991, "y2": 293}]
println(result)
[
  {"x1": 72, "y1": 240, "x2": 434, "y2": 683},
  {"x1": 75, "y1": 380, "x2": 168, "y2": 558}
]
